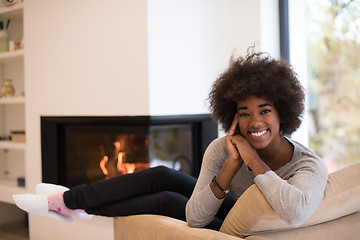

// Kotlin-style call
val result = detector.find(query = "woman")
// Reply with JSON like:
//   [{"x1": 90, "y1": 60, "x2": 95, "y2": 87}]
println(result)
[
  {"x1": 13, "y1": 51, "x2": 328, "y2": 230},
  {"x1": 186, "y1": 51, "x2": 328, "y2": 228}
]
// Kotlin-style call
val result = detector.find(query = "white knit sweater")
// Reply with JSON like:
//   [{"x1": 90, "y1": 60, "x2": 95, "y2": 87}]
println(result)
[{"x1": 185, "y1": 137, "x2": 328, "y2": 228}]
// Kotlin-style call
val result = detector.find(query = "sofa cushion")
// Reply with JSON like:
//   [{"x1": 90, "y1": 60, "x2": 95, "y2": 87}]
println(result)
[
  {"x1": 220, "y1": 161, "x2": 360, "y2": 238},
  {"x1": 245, "y1": 211, "x2": 360, "y2": 240},
  {"x1": 114, "y1": 215, "x2": 241, "y2": 240}
]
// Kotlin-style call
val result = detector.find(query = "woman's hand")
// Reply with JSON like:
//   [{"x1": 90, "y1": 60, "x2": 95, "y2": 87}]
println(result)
[
  {"x1": 210, "y1": 115, "x2": 244, "y2": 199},
  {"x1": 225, "y1": 115, "x2": 243, "y2": 165},
  {"x1": 226, "y1": 114, "x2": 269, "y2": 176},
  {"x1": 230, "y1": 133, "x2": 270, "y2": 176},
  {"x1": 230, "y1": 134, "x2": 259, "y2": 168}
]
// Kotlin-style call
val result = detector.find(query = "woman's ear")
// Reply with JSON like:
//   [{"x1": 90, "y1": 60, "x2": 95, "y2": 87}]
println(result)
[{"x1": 279, "y1": 123, "x2": 284, "y2": 135}]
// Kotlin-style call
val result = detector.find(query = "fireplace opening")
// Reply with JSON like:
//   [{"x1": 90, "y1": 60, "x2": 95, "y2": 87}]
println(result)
[{"x1": 41, "y1": 115, "x2": 218, "y2": 188}]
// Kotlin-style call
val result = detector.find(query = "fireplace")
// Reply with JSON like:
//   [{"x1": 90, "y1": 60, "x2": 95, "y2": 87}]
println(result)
[{"x1": 41, "y1": 115, "x2": 218, "y2": 188}]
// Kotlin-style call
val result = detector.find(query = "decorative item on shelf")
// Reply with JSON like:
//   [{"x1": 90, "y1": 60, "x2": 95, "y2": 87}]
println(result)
[
  {"x1": 8, "y1": 40, "x2": 21, "y2": 51},
  {"x1": 2, "y1": 79, "x2": 15, "y2": 97},
  {"x1": 11, "y1": 130, "x2": 25, "y2": 142},
  {"x1": 0, "y1": 19, "x2": 11, "y2": 52},
  {"x1": 0, "y1": 30, "x2": 8, "y2": 52},
  {"x1": 0, "y1": 135, "x2": 11, "y2": 141},
  {"x1": 17, "y1": 176, "x2": 25, "y2": 187},
  {"x1": 0, "y1": 19, "x2": 10, "y2": 51}
]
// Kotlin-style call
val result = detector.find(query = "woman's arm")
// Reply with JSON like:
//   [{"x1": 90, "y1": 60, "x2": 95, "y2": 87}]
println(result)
[
  {"x1": 186, "y1": 116, "x2": 245, "y2": 228},
  {"x1": 185, "y1": 138, "x2": 232, "y2": 228},
  {"x1": 255, "y1": 151, "x2": 328, "y2": 226},
  {"x1": 210, "y1": 116, "x2": 244, "y2": 199}
]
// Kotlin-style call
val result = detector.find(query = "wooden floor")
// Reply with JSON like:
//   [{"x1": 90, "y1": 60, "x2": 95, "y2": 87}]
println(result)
[{"x1": 0, "y1": 222, "x2": 29, "y2": 240}]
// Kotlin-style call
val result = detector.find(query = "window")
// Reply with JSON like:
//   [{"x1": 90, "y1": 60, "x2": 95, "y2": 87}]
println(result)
[{"x1": 287, "y1": 0, "x2": 360, "y2": 172}]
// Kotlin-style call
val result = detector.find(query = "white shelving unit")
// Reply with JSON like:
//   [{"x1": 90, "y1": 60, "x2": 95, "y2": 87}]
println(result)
[
  {"x1": 0, "y1": 2, "x2": 23, "y2": 15},
  {"x1": 0, "y1": 179, "x2": 27, "y2": 203},
  {"x1": 0, "y1": 48, "x2": 24, "y2": 62},
  {"x1": 0, "y1": 140, "x2": 25, "y2": 150},
  {"x1": 0, "y1": 95, "x2": 25, "y2": 104},
  {"x1": 0, "y1": 2, "x2": 26, "y2": 204}
]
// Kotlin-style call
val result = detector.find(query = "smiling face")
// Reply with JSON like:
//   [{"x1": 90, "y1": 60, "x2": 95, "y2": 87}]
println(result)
[{"x1": 236, "y1": 95, "x2": 281, "y2": 150}]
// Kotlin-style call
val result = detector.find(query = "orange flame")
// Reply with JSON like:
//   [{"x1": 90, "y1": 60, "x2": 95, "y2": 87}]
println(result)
[
  {"x1": 117, "y1": 152, "x2": 126, "y2": 174},
  {"x1": 99, "y1": 155, "x2": 109, "y2": 176},
  {"x1": 125, "y1": 163, "x2": 136, "y2": 174},
  {"x1": 99, "y1": 139, "x2": 150, "y2": 177}
]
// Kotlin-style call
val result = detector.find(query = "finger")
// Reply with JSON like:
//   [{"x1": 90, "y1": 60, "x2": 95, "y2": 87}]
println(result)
[
  {"x1": 228, "y1": 114, "x2": 238, "y2": 136},
  {"x1": 232, "y1": 134, "x2": 246, "y2": 142},
  {"x1": 230, "y1": 135, "x2": 248, "y2": 151}
]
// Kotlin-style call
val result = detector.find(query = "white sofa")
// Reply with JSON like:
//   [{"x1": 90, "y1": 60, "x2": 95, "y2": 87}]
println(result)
[{"x1": 114, "y1": 161, "x2": 360, "y2": 239}]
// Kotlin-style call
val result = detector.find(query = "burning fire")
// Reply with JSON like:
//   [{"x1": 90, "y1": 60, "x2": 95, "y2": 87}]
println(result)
[
  {"x1": 99, "y1": 140, "x2": 149, "y2": 176},
  {"x1": 99, "y1": 155, "x2": 109, "y2": 176}
]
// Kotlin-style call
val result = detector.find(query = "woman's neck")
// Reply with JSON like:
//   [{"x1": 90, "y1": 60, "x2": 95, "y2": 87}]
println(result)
[{"x1": 257, "y1": 136, "x2": 293, "y2": 171}]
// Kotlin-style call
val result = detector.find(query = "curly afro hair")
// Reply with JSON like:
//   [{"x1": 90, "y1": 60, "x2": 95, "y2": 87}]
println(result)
[{"x1": 208, "y1": 51, "x2": 305, "y2": 136}]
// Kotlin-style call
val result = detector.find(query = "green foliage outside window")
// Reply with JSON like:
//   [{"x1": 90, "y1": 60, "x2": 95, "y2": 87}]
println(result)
[{"x1": 306, "y1": 0, "x2": 360, "y2": 171}]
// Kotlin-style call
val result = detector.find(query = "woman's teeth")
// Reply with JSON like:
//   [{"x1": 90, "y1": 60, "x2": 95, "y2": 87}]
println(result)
[{"x1": 251, "y1": 130, "x2": 267, "y2": 137}]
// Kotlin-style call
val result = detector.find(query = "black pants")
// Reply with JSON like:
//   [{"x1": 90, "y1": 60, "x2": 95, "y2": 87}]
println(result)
[{"x1": 63, "y1": 166, "x2": 235, "y2": 230}]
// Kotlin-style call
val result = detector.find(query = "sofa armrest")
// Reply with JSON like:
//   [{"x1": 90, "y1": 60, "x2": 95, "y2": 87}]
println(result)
[
  {"x1": 220, "y1": 161, "x2": 360, "y2": 238},
  {"x1": 114, "y1": 215, "x2": 241, "y2": 240},
  {"x1": 245, "y1": 210, "x2": 360, "y2": 240}
]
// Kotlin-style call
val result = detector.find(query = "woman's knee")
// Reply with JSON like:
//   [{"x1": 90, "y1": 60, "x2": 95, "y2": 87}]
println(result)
[
  {"x1": 151, "y1": 165, "x2": 173, "y2": 175},
  {"x1": 149, "y1": 166, "x2": 175, "y2": 182},
  {"x1": 148, "y1": 166, "x2": 196, "y2": 196},
  {"x1": 145, "y1": 166, "x2": 173, "y2": 191},
  {"x1": 156, "y1": 191, "x2": 187, "y2": 220}
]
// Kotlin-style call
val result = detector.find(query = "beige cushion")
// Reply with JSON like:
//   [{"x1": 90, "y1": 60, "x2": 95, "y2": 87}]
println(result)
[
  {"x1": 245, "y1": 211, "x2": 360, "y2": 240},
  {"x1": 220, "y1": 161, "x2": 360, "y2": 238},
  {"x1": 114, "y1": 215, "x2": 241, "y2": 240}
]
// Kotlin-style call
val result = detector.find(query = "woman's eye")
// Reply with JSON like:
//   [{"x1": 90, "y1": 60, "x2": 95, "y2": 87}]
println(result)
[
  {"x1": 238, "y1": 113, "x2": 249, "y2": 117},
  {"x1": 261, "y1": 109, "x2": 271, "y2": 114}
]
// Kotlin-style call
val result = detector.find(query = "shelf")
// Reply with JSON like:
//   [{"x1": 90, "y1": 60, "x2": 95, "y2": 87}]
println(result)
[
  {"x1": 0, "y1": 1, "x2": 25, "y2": 208},
  {"x1": 0, "y1": 179, "x2": 26, "y2": 204},
  {"x1": 0, "y1": 49, "x2": 24, "y2": 63},
  {"x1": 0, "y1": 2, "x2": 24, "y2": 17},
  {"x1": 0, "y1": 96, "x2": 25, "y2": 104},
  {"x1": 0, "y1": 141, "x2": 25, "y2": 150}
]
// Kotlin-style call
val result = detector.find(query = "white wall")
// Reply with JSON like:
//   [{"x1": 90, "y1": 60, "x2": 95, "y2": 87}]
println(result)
[
  {"x1": 260, "y1": 0, "x2": 280, "y2": 58},
  {"x1": 25, "y1": 0, "x2": 149, "y2": 116},
  {"x1": 148, "y1": 0, "x2": 263, "y2": 115},
  {"x1": 25, "y1": 1, "x2": 148, "y2": 239},
  {"x1": 23, "y1": 0, "x2": 280, "y2": 239}
]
